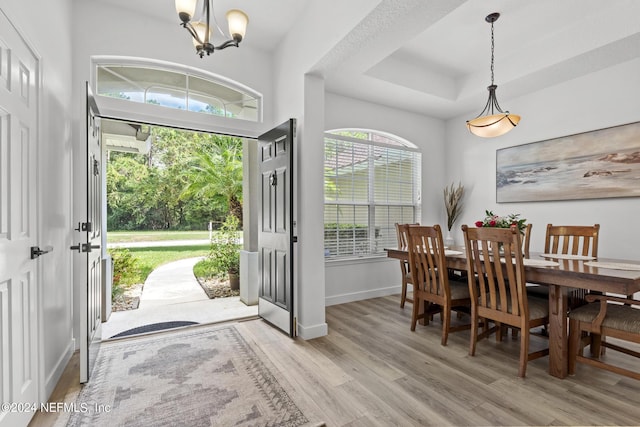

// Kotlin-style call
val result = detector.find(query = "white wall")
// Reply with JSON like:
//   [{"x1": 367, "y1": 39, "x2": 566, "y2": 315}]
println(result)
[
  {"x1": 324, "y1": 93, "x2": 445, "y2": 305},
  {"x1": 444, "y1": 59, "x2": 640, "y2": 259},
  {"x1": 0, "y1": 0, "x2": 75, "y2": 400}
]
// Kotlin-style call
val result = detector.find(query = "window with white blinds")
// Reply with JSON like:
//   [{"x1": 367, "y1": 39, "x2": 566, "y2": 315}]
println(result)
[{"x1": 324, "y1": 130, "x2": 421, "y2": 258}]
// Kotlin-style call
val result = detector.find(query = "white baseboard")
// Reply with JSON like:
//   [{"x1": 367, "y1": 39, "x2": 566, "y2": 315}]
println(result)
[
  {"x1": 44, "y1": 338, "x2": 75, "y2": 399},
  {"x1": 296, "y1": 321, "x2": 328, "y2": 340},
  {"x1": 325, "y1": 285, "x2": 401, "y2": 307}
]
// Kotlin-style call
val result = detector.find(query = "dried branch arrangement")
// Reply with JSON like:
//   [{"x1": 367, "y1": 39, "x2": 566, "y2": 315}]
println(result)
[{"x1": 444, "y1": 182, "x2": 465, "y2": 231}]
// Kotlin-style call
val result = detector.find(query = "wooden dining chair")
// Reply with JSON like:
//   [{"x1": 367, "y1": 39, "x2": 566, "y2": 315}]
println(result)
[
  {"x1": 568, "y1": 294, "x2": 640, "y2": 380},
  {"x1": 395, "y1": 223, "x2": 417, "y2": 308},
  {"x1": 407, "y1": 224, "x2": 472, "y2": 345},
  {"x1": 528, "y1": 224, "x2": 600, "y2": 308},
  {"x1": 544, "y1": 223, "x2": 600, "y2": 257},
  {"x1": 462, "y1": 225, "x2": 549, "y2": 377},
  {"x1": 521, "y1": 223, "x2": 532, "y2": 259}
]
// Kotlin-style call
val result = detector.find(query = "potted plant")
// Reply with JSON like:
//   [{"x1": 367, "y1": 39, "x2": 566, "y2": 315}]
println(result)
[
  {"x1": 209, "y1": 215, "x2": 241, "y2": 290},
  {"x1": 443, "y1": 182, "x2": 464, "y2": 246}
]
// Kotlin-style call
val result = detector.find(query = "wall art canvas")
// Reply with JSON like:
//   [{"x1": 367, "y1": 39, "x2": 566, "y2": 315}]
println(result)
[{"x1": 496, "y1": 121, "x2": 640, "y2": 203}]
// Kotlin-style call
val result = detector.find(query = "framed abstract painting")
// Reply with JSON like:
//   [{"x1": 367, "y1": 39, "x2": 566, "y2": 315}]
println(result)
[{"x1": 496, "y1": 121, "x2": 640, "y2": 202}]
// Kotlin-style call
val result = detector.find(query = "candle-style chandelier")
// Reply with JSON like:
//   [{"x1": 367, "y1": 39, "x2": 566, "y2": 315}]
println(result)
[{"x1": 175, "y1": 0, "x2": 249, "y2": 58}]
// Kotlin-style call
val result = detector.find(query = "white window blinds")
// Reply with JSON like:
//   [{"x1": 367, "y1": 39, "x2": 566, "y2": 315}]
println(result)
[{"x1": 324, "y1": 131, "x2": 421, "y2": 258}]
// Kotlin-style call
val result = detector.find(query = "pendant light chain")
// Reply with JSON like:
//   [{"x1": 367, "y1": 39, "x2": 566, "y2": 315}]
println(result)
[{"x1": 490, "y1": 20, "x2": 495, "y2": 86}]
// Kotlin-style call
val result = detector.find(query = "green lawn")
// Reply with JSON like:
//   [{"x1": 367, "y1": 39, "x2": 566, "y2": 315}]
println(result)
[
  {"x1": 109, "y1": 244, "x2": 210, "y2": 287},
  {"x1": 107, "y1": 230, "x2": 210, "y2": 243}
]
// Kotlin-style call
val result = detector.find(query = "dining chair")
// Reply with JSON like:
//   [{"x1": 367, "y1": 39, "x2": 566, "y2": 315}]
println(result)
[
  {"x1": 544, "y1": 223, "x2": 600, "y2": 257},
  {"x1": 407, "y1": 224, "x2": 472, "y2": 345},
  {"x1": 462, "y1": 225, "x2": 549, "y2": 378},
  {"x1": 395, "y1": 223, "x2": 417, "y2": 308},
  {"x1": 568, "y1": 294, "x2": 640, "y2": 380},
  {"x1": 521, "y1": 223, "x2": 532, "y2": 259},
  {"x1": 528, "y1": 224, "x2": 600, "y2": 308}
]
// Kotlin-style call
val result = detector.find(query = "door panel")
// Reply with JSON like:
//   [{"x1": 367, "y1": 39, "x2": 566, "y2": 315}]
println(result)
[
  {"x1": 0, "y1": 9, "x2": 39, "y2": 426},
  {"x1": 258, "y1": 119, "x2": 296, "y2": 336},
  {"x1": 78, "y1": 83, "x2": 102, "y2": 383}
]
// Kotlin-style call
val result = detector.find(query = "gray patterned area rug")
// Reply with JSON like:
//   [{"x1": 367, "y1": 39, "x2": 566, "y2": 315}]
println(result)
[{"x1": 67, "y1": 324, "x2": 323, "y2": 427}]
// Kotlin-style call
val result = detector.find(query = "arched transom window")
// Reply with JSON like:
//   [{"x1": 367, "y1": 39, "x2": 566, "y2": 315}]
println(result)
[
  {"x1": 324, "y1": 129, "x2": 421, "y2": 259},
  {"x1": 95, "y1": 59, "x2": 261, "y2": 122}
]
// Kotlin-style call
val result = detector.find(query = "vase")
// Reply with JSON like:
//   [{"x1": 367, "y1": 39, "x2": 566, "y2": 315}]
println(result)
[{"x1": 444, "y1": 232, "x2": 455, "y2": 248}]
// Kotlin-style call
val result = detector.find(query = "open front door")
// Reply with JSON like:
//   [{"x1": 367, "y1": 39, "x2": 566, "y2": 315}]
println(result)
[
  {"x1": 258, "y1": 119, "x2": 296, "y2": 336},
  {"x1": 74, "y1": 83, "x2": 102, "y2": 382}
]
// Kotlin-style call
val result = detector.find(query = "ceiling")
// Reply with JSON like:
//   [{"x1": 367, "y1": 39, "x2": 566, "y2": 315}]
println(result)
[{"x1": 96, "y1": 0, "x2": 640, "y2": 120}]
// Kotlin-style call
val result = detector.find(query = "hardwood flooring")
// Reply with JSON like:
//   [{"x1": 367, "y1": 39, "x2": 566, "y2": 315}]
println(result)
[{"x1": 30, "y1": 295, "x2": 640, "y2": 426}]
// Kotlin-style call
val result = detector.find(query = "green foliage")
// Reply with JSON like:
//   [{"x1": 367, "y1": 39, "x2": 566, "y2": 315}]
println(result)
[
  {"x1": 207, "y1": 216, "x2": 241, "y2": 278},
  {"x1": 476, "y1": 210, "x2": 527, "y2": 234},
  {"x1": 181, "y1": 139, "x2": 243, "y2": 225},
  {"x1": 193, "y1": 258, "x2": 217, "y2": 279},
  {"x1": 108, "y1": 248, "x2": 141, "y2": 299},
  {"x1": 107, "y1": 127, "x2": 242, "y2": 231}
]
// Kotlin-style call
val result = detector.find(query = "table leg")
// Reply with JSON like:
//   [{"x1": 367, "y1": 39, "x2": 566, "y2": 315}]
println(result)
[{"x1": 548, "y1": 284, "x2": 568, "y2": 378}]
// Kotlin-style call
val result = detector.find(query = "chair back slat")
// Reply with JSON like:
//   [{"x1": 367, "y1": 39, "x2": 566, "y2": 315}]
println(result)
[
  {"x1": 407, "y1": 225, "x2": 448, "y2": 298},
  {"x1": 463, "y1": 226, "x2": 527, "y2": 321},
  {"x1": 545, "y1": 224, "x2": 599, "y2": 257}
]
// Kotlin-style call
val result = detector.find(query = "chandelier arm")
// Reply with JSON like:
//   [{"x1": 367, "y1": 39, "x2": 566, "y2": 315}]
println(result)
[
  {"x1": 490, "y1": 91, "x2": 507, "y2": 114},
  {"x1": 214, "y1": 39, "x2": 240, "y2": 50},
  {"x1": 208, "y1": 0, "x2": 229, "y2": 39},
  {"x1": 182, "y1": 22, "x2": 204, "y2": 45},
  {"x1": 472, "y1": 94, "x2": 493, "y2": 119}
]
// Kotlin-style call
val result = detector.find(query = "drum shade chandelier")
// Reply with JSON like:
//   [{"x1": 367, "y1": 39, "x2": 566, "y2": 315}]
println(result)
[
  {"x1": 466, "y1": 13, "x2": 520, "y2": 138},
  {"x1": 175, "y1": 0, "x2": 248, "y2": 58}
]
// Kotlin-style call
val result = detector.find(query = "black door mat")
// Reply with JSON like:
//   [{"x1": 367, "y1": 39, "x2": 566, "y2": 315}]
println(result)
[{"x1": 110, "y1": 321, "x2": 199, "y2": 339}]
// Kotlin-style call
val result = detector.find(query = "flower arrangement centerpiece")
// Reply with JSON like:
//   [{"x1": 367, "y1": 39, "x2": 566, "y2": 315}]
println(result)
[{"x1": 475, "y1": 210, "x2": 527, "y2": 234}]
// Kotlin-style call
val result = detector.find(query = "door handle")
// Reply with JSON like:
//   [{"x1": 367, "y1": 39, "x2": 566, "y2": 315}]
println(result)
[
  {"x1": 70, "y1": 243, "x2": 100, "y2": 253},
  {"x1": 31, "y1": 246, "x2": 53, "y2": 259}
]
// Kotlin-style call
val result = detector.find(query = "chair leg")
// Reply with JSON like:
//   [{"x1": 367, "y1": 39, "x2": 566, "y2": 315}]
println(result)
[
  {"x1": 441, "y1": 306, "x2": 451, "y2": 346},
  {"x1": 518, "y1": 327, "x2": 529, "y2": 378},
  {"x1": 400, "y1": 280, "x2": 407, "y2": 308},
  {"x1": 568, "y1": 319, "x2": 581, "y2": 375},
  {"x1": 590, "y1": 333, "x2": 603, "y2": 357},
  {"x1": 469, "y1": 308, "x2": 478, "y2": 356},
  {"x1": 410, "y1": 295, "x2": 419, "y2": 331}
]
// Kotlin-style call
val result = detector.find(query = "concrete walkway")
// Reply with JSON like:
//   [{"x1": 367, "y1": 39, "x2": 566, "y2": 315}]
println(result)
[{"x1": 101, "y1": 257, "x2": 258, "y2": 339}]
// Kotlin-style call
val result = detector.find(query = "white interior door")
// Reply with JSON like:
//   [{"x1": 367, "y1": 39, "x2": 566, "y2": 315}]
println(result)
[
  {"x1": 75, "y1": 83, "x2": 102, "y2": 383},
  {"x1": 258, "y1": 119, "x2": 296, "y2": 336},
  {"x1": 0, "y1": 9, "x2": 40, "y2": 427}
]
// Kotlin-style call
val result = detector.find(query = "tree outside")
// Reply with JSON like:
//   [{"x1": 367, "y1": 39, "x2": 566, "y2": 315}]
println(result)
[{"x1": 107, "y1": 127, "x2": 243, "y2": 231}]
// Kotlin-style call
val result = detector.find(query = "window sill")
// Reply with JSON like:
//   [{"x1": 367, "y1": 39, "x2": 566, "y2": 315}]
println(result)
[{"x1": 325, "y1": 254, "x2": 393, "y2": 266}]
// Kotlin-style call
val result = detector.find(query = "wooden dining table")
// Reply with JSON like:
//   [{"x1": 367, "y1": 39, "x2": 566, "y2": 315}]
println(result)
[{"x1": 385, "y1": 247, "x2": 640, "y2": 378}]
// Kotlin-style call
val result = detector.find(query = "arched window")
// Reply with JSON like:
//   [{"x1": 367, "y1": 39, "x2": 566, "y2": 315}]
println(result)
[
  {"x1": 324, "y1": 129, "x2": 421, "y2": 259},
  {"x1": 94, "y1": 57, "x2": 261, "y2": 122}
]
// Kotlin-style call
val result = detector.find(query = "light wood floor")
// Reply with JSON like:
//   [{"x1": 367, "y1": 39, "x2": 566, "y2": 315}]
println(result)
[{"x1": 30, "y1": 295, "x2": 640, "y2": 426}]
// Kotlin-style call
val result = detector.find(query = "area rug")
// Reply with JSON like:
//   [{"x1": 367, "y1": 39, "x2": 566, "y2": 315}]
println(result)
[{"x1": 67, "y1": 324, "x2": 323, "y2": 427}]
